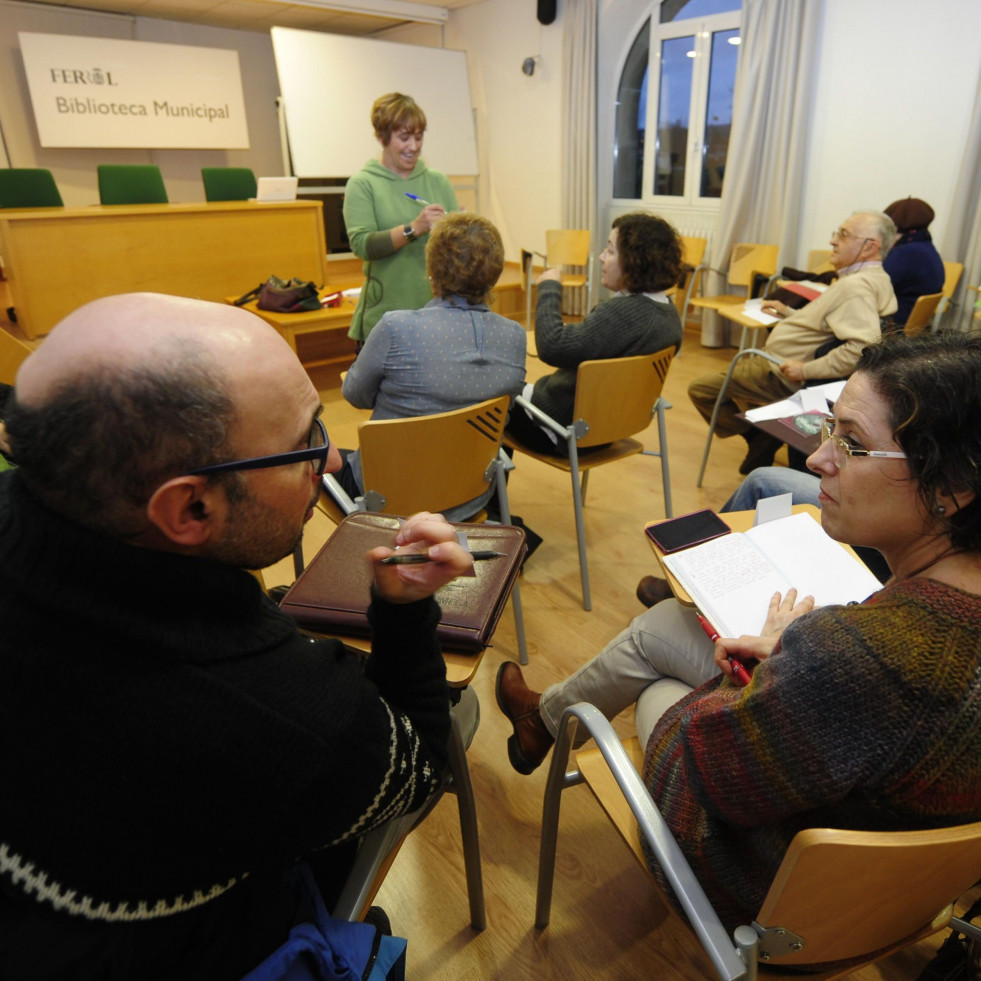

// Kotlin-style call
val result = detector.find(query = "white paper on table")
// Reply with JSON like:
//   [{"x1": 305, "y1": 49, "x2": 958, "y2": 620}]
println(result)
[
  {"x1": 744, "y1": 397, "x2": 802, "y2": 423},
  {"x1": 740, "y1": 297, "x2": 780, "y2": 325}
]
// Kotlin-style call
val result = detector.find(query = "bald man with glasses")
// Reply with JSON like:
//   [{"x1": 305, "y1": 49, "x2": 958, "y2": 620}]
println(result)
[
  {"x1": 689, "y1": 210, "x2": 899, "y2": 475},
  {"x1": 0, "y1": 292, "x2": 474, "y2": 979}
]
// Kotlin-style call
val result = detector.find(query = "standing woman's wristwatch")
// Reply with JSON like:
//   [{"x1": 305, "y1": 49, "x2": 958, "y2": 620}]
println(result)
[{"x1": 403, "y1": 223, "x2": 418, "y2": 241}]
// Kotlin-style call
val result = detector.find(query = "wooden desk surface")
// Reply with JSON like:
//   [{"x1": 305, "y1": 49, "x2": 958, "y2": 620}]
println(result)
[{"x1": 0, "y1": 200, "x2": 328, "y2": 339}]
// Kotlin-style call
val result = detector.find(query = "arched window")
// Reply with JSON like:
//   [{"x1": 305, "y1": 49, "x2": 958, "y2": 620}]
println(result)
[{"x1": 613, "y1": 0, "x2": 741, "y2": 205}]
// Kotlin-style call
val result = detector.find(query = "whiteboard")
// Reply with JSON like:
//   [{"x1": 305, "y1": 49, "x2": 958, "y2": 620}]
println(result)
[{"x1": 270, "y1": 27, "x2": 478, "y2": 177}]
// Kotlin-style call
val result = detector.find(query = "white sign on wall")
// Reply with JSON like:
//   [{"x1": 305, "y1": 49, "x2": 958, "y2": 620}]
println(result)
[{"x1": 18, "y1": 32, "x2": 249, "y2": 149}]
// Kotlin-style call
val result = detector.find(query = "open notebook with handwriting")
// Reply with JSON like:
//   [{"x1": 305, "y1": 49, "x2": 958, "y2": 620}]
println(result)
[{"x1": 662, "y1": 511, "x2": 882, "y2": 638}]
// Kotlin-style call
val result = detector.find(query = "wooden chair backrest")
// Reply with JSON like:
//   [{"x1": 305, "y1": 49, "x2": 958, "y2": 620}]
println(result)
[
  {"x1": 577, "y1": 738, "x2": 981, "y2": 974},
  {"x1": 358, "y1": 395, "x2": 509, "y2": 515},
  {"x1": 572, "y1": 348, "x2": 674, "y2": 448},
  {"x1": 680, "y1": 235, "x2": 707, "y2": 268},
  {"x1": 943, "y1": 260, "x2": 964, "y2": 298},
  {"x1": 806, "y1": 249, "x2": 834, "y2": 274},
  {"x1": 904, "y1": 292, "x2": 943, "y2": 337},
  {"x1": 546, "y1": 229, "x2": 591, "y2": 268},
  {"x1": 758, "y1": 821, "x2": 981, "y2": 965},
  {"x1": 0, "y1": 329, "x2": 32, "y2": 385},
  {"x1": 727, "y1": 243, "x2": 779, "y2": 288}
]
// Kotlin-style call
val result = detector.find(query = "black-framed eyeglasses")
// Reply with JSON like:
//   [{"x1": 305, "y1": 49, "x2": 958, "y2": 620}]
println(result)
[{"x1": 185, "y1": 417, "x2": 330, "y2": 477}]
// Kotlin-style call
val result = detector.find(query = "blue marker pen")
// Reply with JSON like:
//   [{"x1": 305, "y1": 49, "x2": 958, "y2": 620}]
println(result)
[{"x1": 405, "y1": 192, "x2": 431, "y2": 206}]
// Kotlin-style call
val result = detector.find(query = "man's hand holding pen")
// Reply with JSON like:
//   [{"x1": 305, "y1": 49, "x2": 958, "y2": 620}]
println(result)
[{"x1": 370, "y1": 512, "x2": 474, "y2": 604}]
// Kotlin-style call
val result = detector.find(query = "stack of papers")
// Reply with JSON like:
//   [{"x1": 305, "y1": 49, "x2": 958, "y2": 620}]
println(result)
[{"x1": 744, "y1": 380, "x2": 845, "y2": 424}]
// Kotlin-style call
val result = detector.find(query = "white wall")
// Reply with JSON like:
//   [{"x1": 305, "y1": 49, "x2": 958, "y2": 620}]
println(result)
[
  {"x1": 386, "y1": 0, "x2": 566, "y2": 261},
  {"x1": 798, "y1": 0, "x2": 981, "y2": 259},
  {"x1": 443, "y1": 0, "x2": 565, "y2": 259}
]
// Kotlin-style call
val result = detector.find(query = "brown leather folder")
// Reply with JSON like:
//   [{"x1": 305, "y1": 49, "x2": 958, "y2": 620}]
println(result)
[{"x1": 279, "y1": 513, "x2": 526, "y2": 654}]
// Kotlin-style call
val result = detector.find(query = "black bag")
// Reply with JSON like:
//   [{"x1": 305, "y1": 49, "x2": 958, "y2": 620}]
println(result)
[{"x1": 234, "y1": 276, "x2": 321, "y2": 313}]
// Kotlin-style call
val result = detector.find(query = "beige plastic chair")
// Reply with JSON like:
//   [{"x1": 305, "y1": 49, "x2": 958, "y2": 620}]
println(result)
[
  {"x1": 524, "y1": 230, "x2": 594, "y2": 328},
  {"x1": 536, "y1": 702, "x2": 981, "y2": 981},
  {"x1": 904, "y1": 291, "x2": 944, "y2": 337},
  {"x1": 667, "y1": 236, "x2": 708, "y2": 343},
  {"x1": 503, "y1": 349, "x2": 675, "y2": 611},
  {"x1": 932, "y1": 260, "x2": 964, "y2": 331},
  {"x1": 1, "y1": 329, "x2": 32, "y2": 385},
  {"x1": 321, "y1": 395, "x2": 527, "y2": 664},
  {"x1": 683, "y1": 242, "x2": 780, "y2": 330}
]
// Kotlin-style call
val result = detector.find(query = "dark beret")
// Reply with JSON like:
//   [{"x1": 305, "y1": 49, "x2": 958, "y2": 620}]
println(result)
[{"x1": 884, "y1": 197, "x2": 935, "y2": 232}]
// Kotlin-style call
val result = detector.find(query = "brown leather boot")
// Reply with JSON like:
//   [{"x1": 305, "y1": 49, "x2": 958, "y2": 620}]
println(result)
[
  {"x1": 636, "y1": 575, "x2": 673, "y2": 608},
  {"x1": 495, "y1": 661, "x2": 554, "y2": 774}
]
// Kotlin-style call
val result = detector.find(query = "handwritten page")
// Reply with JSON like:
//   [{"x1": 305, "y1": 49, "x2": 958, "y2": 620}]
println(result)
[{"x1": 663, "y1": 512, "x2": 882, "y2": 637}]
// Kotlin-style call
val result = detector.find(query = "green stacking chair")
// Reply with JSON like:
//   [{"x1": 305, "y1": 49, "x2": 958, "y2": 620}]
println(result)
[
  {"x1": 201, "y1": 167, "x2": 257, "y2": 202},
  {"x1": 0, "y1": 168, "x2": 63, "y2": 208},
  {"x1": 97, "y1": 164, "x2": 168, "y2": 205}
]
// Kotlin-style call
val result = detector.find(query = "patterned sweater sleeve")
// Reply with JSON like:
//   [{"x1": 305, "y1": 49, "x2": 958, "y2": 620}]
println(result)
[{"x1": 647, "y1": 600, "x2": 914, "y2": 829}]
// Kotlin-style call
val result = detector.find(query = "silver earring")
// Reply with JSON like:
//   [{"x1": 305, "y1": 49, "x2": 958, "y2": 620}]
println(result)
[{"x1": 936, "y1": 503, "x2": 947, "y2": 515}]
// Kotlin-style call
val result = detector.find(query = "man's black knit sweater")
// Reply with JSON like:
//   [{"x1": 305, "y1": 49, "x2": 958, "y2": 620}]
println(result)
[{"x1": 0, "y1": 469, "x2": 451, "y2": 979}]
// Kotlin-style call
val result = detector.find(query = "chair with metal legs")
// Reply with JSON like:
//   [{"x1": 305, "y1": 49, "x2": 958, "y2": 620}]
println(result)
[
  {"x1": 505, "y1": 350, "x2": 675, "y2": 611},
  {"x1": 695, "y1": 348, "x2": 783, "y2": 488},
  {"x1": 536, "y1": 702, "x2": 981, "y2": 981}
]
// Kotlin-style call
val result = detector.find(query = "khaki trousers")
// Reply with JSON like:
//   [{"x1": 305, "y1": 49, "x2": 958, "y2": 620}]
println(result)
[{"x1": 688, "y1": 354, "x2": 796, "y2": 439}]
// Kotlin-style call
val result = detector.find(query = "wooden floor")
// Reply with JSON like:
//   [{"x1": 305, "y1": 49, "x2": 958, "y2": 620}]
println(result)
[
  {"x1": 284, "y1": 321, "x2": 964, "y2": 980},
  {"x1": 2, "y1": 291, "x2": 964, "y2": 979}
]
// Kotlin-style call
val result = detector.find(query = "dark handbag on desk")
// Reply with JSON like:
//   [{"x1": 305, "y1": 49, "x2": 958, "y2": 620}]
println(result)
[
  {"x1": 280, "y1": 513, "x2": 527, "y2": 653},
  {"x1": 234, "y1": 275, "x2": 322, "y2": 313}
]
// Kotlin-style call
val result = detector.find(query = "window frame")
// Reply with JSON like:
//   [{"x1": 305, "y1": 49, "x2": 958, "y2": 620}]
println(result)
[{"x1": 612, "y1": 6, "x2": 741, "y2": 210}]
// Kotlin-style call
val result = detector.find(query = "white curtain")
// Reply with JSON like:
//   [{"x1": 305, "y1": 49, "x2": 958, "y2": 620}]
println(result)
[
  {"x1": 702, "y1": 0, "x2": 821, "y2": 345},
  {"x1": 561, "y1": 0, "x2": 597, "y2": 315},
  {"x1": 941, "y1": 66, "x2": 981, "y2": 332}
]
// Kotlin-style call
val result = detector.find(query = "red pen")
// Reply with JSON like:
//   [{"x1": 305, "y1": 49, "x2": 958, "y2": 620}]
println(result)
[{"x1": 697, "y1": 613, "x2": 752, "y2": 687}]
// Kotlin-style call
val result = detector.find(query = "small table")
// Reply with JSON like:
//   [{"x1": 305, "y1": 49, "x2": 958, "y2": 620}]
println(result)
[
  {"x1": 646, "y1": 504, "x2": 822, "y2": 606},
  {"x1": 227, "y1": 286, "x2": 360, "y2": 368},
  {"x1": 717, "y1": 301, "x2": 773, "y2": 349}
]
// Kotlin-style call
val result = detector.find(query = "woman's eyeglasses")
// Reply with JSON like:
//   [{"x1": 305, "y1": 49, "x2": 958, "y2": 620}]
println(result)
[
  {"x1": 185, "y1": 418, "x2": 330, "y2": 477},
  {"x1": 819, "y1": 418, "x2": 906, "y2": 470}
]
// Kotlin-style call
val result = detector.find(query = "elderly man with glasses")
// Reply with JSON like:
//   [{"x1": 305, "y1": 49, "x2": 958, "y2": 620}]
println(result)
[
  {"x1": 688, "y1": 210, "x2": 898, "y2": 475},
  {"x1": 0, "y1": 292, "x2": 474, "y2": 979}
]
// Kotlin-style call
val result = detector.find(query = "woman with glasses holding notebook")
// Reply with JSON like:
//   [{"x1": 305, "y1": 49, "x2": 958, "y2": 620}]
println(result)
[{"x1": 497, "y1": 330, "x2": 981, "y2": 934}]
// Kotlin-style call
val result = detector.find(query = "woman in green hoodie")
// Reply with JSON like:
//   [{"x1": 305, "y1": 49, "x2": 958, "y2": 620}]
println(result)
[{"x1": 343, "y1": 93, "x2": 459, "y2": 344}]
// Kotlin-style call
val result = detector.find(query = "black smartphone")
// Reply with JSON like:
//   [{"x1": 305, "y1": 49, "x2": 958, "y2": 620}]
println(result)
[{"x1": 645, "y1": 509, "x2": 731, "y2": 554}]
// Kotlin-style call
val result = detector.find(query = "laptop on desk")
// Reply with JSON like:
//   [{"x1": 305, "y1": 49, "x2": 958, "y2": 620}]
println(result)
[{"x1": 254, "y1": 177, "x2": 298, "y2": 202}]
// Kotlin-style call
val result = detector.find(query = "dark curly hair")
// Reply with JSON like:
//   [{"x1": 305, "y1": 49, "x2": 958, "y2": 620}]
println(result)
[
  {"x1": 857, "y1": 330, "x2": 981, "y2": 551},
  {"x1": 426, "y1": 213, "x2": 504, "y2": 305},
  {"x1": 371, "y1": 92, "x2": 427, "y2": 146},
  {"x1": 610, "y1": 212, "x2": 684, "y2": 293}
]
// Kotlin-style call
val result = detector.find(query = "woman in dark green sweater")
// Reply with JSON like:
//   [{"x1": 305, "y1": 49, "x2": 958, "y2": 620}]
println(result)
[{"x1": 505, "y1": 212, "x2": 683, "y2": 454}]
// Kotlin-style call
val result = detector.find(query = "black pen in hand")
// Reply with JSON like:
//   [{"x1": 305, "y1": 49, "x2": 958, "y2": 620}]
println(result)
[{"x1": 380, "y1": 550, "x2": 505, "y2": 565}]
